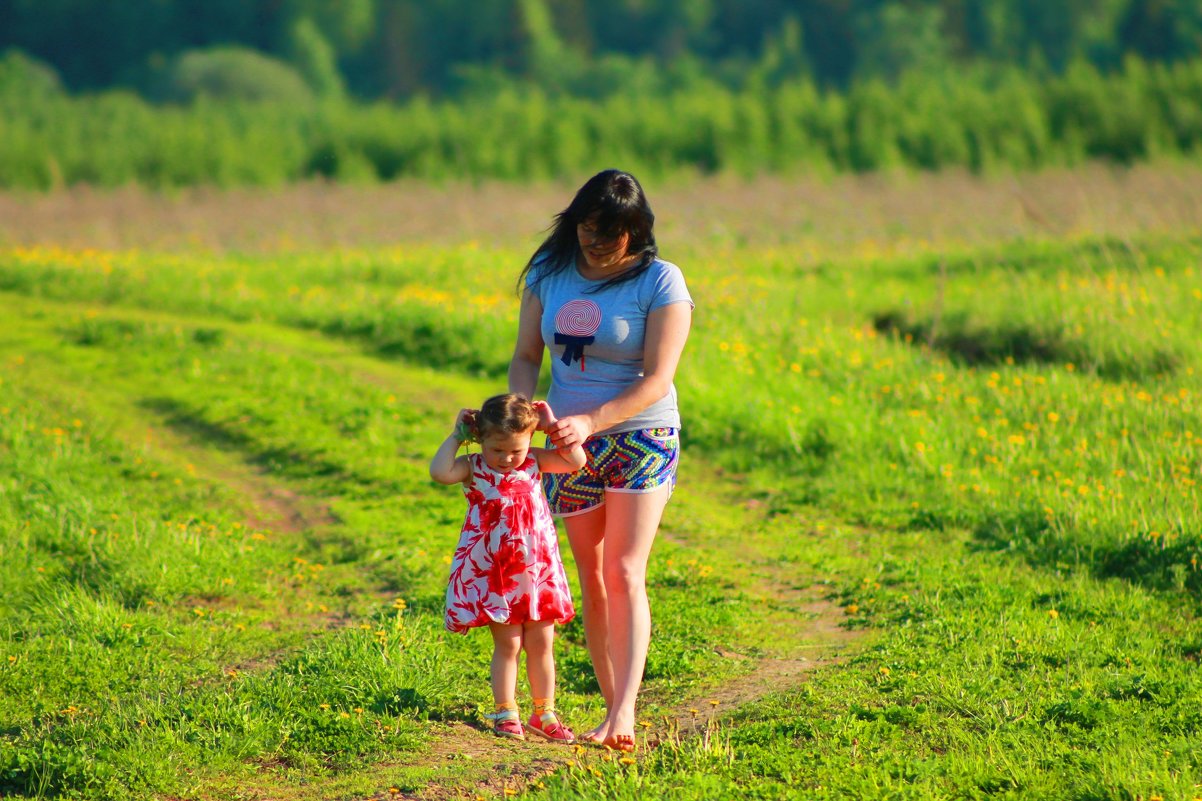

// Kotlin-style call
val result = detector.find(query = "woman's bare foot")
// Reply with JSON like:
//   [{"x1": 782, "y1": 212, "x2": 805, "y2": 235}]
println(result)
[
  {"x1": 578, "y1": 718, "x2": 611, "y2": 745},
  {"x1": 602, "y1": 709, "x2": 636, "y2": 751},
  {"x1": 603, "y1": 733, "x2": 635, "y2": 752}
]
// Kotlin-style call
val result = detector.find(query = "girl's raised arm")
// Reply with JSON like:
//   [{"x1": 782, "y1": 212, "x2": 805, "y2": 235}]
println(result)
[
  {"x1": 529, "y1": 400, "x2": 582, "y2": 473},
  {"x1": 533, "y1": 442, "x2": 586, "y2": 474},
  {"x1": 429, "y1": 409, "x2": 474, "y2": 485}
]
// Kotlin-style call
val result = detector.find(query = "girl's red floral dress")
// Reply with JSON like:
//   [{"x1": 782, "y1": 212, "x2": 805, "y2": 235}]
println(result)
[{"x1": 445, "y1": 453, "x2": 575, "y2": 633}]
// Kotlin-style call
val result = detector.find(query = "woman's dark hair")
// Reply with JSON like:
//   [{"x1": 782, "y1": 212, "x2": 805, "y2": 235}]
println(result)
[
  {"x1": 473, "y1": 393, "x2": 539, "y2": 440},
  {"x1": 518, "y1": 169, "x2": 658, "y2": 295}
]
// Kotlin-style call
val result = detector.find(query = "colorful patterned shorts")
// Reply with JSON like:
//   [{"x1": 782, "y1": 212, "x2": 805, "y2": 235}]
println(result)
[{"x1": 543, "y1": 427, "x2": 679, "y2": 517}]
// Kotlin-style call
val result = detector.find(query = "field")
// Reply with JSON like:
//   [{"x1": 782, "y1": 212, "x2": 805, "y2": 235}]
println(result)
[{"x1": 2, "y1": 168, "x2": 1201, "y2": 800}]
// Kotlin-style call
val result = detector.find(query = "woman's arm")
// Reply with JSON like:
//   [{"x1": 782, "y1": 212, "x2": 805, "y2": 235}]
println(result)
[
  {"x1": 508, "y1": 289, "x2": 545, "y2": 402},
  {"x1": 546, "y1": 301, "x2": 692, "y2": 448}
]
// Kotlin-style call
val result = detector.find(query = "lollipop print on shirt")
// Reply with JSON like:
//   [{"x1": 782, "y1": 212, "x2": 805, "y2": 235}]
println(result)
[{"x1": 554, "y1": 299, "x2": 601, "y2": 371}]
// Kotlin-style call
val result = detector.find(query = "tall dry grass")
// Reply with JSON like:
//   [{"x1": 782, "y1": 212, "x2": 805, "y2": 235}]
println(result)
[{"x1": 1, "y1": 164, "x2": 1200, "y2": 253}]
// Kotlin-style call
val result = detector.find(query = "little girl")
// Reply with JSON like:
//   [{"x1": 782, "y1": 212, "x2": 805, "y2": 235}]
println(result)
[{"x1": 429, "y1": 393, "x2": 586, "y2": 742}]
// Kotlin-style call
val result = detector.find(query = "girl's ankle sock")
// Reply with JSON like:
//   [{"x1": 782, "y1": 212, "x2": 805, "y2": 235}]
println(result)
[
  {"x1": 494, "y1": 701, "x2": 519, "y2": 716},
  {"x1": 532, "y1": 697, "x2": 553, "y2": 716}
]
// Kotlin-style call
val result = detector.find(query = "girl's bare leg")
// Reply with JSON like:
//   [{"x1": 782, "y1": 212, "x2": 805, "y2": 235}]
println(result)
[
  {"x1": 522, "y1": 620, "x2": 556, "y2": 701},
  {"x1": 563, "y1": 505, "x2": 612, "y2": 741},
  {"x1": 488, "y1": 622, "x2": 523, "y2": 707}
]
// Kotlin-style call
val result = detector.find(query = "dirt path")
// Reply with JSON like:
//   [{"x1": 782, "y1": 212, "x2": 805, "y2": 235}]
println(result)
[
  {"x1": 355, "y1": 585, "x2": 864, "y2": 801},
  {"x1": 666, "y1": 584, "x2": 862, "y2": 738},
  {"x1": 272, "y1": 585, "x2": 863, "y2": 801},
  {"x1": 307, "y1": 505, "x2": 867, "y2": 801}
]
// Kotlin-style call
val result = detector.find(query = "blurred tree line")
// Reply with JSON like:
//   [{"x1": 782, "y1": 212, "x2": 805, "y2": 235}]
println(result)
[
  {"x1": 4, "y1": 52, "x2": 1201, "y2": 189},
  {"x1": 3, "y1": 0, "x2": 1202, "y2": 187},
  {"x1": 1, "y1": 0, "x2": 1200, "y2": 101}
]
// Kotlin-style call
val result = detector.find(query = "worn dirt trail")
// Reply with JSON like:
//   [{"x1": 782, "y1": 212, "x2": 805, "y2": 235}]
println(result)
[{"x1": 357, "y1": 515, "x2": 868, "y2": 801}]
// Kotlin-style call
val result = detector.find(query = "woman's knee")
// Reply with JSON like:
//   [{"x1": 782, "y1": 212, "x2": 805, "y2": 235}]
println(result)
[{"x1": 602, "y1": 559, "x2": 647, "y2": 594}]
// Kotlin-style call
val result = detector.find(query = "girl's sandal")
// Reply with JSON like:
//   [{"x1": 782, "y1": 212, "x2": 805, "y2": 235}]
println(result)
[
  {"x1": 603, "y1": 733, "x2": 636, "y2": 753},
  {"x1": 525, "y1": 710, "x2": 576, "y2": 744},
  {"x1": 485, "y1": 709, "x2": 525, "y2": 740}
]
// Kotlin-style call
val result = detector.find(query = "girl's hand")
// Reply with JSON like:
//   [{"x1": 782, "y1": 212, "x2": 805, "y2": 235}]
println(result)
[
  {"x1": 546, "y1": 414, "x2": 593, "y2": 449},
  {"x1": 453, "y1": 408, "x2": 477, "y2": 442},
  {"x1": 532, "y1": 400, "x2": 556, "y2": 432}
]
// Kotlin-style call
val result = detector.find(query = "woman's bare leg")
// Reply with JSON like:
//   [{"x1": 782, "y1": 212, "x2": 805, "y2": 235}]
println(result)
[
  {"x1": 596, "y1": 484, "x2": 670, "y2": 745},
  {"x1": 563, "y1": 505, "x2": 612, "y2": 741}
]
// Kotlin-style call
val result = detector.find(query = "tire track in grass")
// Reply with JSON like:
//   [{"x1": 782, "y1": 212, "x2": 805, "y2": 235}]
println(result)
[
  {"x1": 0, "y1": 290, "x2": 469, "y2": 537},
  {"x1": 2, "y1": 294, "x2": 334, "y2": 531},
  {"x1": 661, "y1": 585, "x2": 862, "y2": 744},
  {"x1": 646, "y1": 505, "x2": 868, "y2": 750},
  {"x1": 1, "y1": 321, "x2": 363, "y2": 684},
  {"x1": 1, "y1": 297, "x2": 418, "y2": 671}
]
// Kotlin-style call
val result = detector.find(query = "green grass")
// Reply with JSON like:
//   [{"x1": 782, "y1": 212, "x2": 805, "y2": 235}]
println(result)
[{"x1": 1, "y1": 229, "x2": 1200, "y2": 799}]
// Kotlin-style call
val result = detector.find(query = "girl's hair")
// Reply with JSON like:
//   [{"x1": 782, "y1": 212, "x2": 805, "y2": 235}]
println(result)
[
  {"x1": 474, "y1": 393, "x2": 539, "y2": 440},
  {"x1": 518, "y1": 169, "x2": 658, "y2": 296}
]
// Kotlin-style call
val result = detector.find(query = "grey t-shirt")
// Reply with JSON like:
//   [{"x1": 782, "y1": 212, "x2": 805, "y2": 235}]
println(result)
[{"x1": 527, "y1": 256, "x2": 694, "y2": 436}]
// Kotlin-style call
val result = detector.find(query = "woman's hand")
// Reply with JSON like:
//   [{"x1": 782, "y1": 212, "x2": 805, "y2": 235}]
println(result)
[{"x1": 546, "y1": 414, "x2": 594, "y2": 449}]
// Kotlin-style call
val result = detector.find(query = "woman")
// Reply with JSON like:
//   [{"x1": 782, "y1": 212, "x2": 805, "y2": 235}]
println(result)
[{"x1": 508, "y1": 169, "x2": 693, "y2": 751}]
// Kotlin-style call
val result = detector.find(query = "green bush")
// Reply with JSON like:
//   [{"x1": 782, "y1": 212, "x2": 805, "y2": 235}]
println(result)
[
  {"x1": 158, "y1": 46, "x2": 314, "y2": 105},
  {"x1": 0, "y1": 48, "x2": 63, "y2": 98}
]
